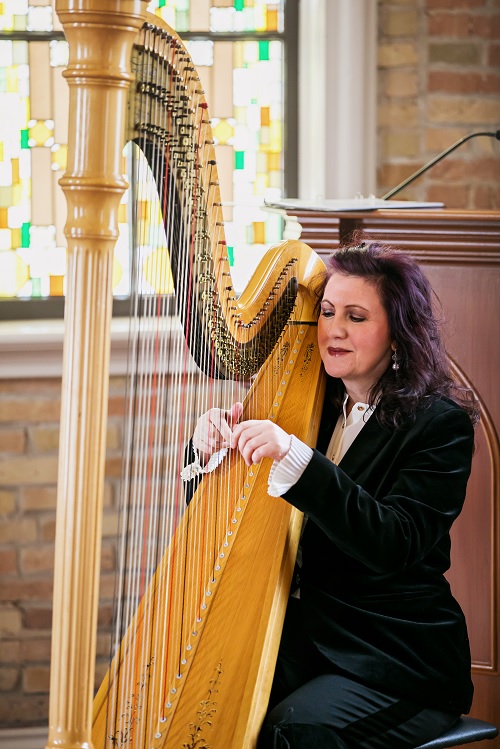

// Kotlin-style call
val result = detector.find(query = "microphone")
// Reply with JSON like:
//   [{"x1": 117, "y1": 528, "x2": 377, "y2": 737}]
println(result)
[{"x1": 381, "y1": 129, "x2": 500, "y2": 200}]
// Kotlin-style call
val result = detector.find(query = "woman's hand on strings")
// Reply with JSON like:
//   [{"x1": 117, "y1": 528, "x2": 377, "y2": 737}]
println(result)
[
  {"x1": 193, "y1": 402, "x2": 244, "y2": 461},
  {"x1": 231, "y1": 420, "x2": 292, "y2": 466}
]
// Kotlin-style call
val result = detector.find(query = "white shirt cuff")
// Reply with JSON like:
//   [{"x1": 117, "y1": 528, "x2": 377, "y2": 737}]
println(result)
[{"x1": 267, "y1": 435, "x2": 313, "y2": 497}]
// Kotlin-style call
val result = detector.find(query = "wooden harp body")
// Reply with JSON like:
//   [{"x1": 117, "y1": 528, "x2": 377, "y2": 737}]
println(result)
[{"x1": 49, "y1": 3, "x2": 326, "y2": 748}]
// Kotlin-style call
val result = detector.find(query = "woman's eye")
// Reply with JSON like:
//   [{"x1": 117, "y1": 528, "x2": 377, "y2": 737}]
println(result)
[
  {"x1": 321, "y1": 309, "x2": 334, "y2": 318},
  {"x1": 350, "y1": 315, "x2": 365, "y2": 323}
]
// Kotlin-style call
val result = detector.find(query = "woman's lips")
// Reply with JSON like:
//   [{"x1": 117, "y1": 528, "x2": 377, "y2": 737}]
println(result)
[{"x1": 328, "y1": 347, "x2": 351, "y2": 356}]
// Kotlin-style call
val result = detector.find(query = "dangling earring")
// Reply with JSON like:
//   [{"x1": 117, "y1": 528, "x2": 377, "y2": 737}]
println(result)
[{"x1": 392, "y1": 350, "x2": 399, "y2": 371}]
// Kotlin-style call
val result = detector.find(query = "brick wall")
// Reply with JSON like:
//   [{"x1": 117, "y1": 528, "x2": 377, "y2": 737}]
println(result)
[
  {"x1": 0, "y1": 376, "x2": 126, "y2": 727},
  {"x1": 0, "y1": 368, "x2": 242, "y2": 730},
  {"x1": 377, "y1": 0, "x2": 500, "y2": 209}
]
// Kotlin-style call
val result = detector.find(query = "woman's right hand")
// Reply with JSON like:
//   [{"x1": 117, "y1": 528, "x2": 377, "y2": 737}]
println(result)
[{"x1": 193, "y1": 402, "x2": 244, "y2": 462}]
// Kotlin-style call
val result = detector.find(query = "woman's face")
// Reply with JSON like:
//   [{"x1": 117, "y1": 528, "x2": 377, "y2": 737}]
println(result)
[{"x1": 317, "y1": 272, "x2": 394, "y2": 402}]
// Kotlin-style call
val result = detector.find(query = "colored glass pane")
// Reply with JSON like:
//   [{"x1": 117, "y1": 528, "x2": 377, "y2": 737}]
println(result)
[
  {"x1": 212, "y1": 118, "x2": 236, "y2": 146},
  {"x1": 253, "y1": 221, "x2": 265, "y2": 244},
  {"x1": 267, "y1": 152, "x2": 280, "y2": 171},
  {"x1": 31, "y1": 277, "x2": 41, "y2": 297},
  {"x1": 21, "y1": 223, "x2": 30, "y2": 247},
  {"x1": 1, "y1": 1, "x2": 28, "y2": 32},
  {"x1": 143, "y1": 248, "x2": 175, "y2": 294},
  {"x1": 267, "y1": 8, "x2": 279, "y2": 31},
  {"x1": 259, "y1": 40, "x2": 269, "y2": 61},
  {"x1": 148, "y1": 0, "x2": 190, "y2": 32},
  {"x1": 49, "y1": 274, "x2": 64, "y2": 296},
  {"x1": 51, "y1": 144, "x2": 67, "y2": 172},
  {"x1": 50, "y1": 40, "x2": 69, "y2": 68},
  {"x1": 27, "y1": 6, "x2": 53, "y2": 32},
  {"x1": 235, "y1": 151, "x2": 245, "y2": 170},
  {"x1": 28, "y1": 120, "x2": 54, "y2": 148},
  {"x1": 0, "y1": 249, "x2": 29, "y2": 296},
  {"x1": 186, "y1": 40, "x2": 213, "y2": 67}
]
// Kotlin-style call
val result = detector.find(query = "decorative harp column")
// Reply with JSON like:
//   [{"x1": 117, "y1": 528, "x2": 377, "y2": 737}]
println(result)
[{"x1": 47, "y1": 3, "x2": 148, "y2": 748}]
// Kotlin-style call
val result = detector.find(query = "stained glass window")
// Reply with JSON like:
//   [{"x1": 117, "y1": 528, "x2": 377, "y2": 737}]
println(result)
[{"x1": 0, "y1": 0, "x2": 291, "y2": 311}]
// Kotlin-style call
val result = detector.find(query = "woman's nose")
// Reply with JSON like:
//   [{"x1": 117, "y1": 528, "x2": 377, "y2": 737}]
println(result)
[{"x1": 327, "y1": 317, "x2": 347, "y2": 337}]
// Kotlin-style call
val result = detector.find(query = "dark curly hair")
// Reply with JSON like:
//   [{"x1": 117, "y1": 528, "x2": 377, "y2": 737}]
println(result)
[{"x1": 316, "y1": 237, "x2": 479, "y2": 429}]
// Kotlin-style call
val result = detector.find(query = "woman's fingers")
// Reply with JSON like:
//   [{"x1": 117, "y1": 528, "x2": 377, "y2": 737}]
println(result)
[
  {"x1": 209, "y1": 402, "x2": 244, "y2": 445},
  {"x1": 194, "y1": 411, "x2": 291, "y2": 466},
  {"x1": 231, "y1": 420, "x2": 290, "y2": 465},
  {"x1": 193, "y1": 403, "x2": 244, "y2": 454},
  {"x1": 208, "y1": 409, "x2": 232, "y2": 445},
  {"x1": 227, "y1": 401, "x2": 244, "y2": 427},
  {"x1": 193, "y1": 409, "x2": 224, "y2": 452}
]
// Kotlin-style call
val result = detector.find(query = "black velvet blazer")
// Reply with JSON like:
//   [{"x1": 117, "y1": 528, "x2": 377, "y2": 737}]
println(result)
[{"x1": 284, "y1": 395, "x2": 475, "y2": 714}]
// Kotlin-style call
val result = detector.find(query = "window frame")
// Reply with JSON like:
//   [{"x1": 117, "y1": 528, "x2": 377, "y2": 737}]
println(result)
[{"x1": 0, "y1": 2, "x2": 299, "y2": 321}]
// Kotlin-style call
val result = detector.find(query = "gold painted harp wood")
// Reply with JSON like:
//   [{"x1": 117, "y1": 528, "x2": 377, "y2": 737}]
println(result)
[{"x1": 49, "y1": 3, "x2": 326, "y2": 748}]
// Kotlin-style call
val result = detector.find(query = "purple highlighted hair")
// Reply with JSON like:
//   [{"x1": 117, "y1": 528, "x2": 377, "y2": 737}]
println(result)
[{"x1": 317, "y1": 237, "x2": 479, "y2": 428}]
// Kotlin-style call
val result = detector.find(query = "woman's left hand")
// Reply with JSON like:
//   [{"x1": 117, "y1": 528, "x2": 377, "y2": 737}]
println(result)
[{"x1": 230, "y1": 420, "x2": 292, "y2": 466}]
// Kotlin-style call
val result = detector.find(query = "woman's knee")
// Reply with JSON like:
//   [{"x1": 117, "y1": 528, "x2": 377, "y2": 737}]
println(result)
[{"x1": 258, "y1": 708, "x2": 348, "y2": 749}]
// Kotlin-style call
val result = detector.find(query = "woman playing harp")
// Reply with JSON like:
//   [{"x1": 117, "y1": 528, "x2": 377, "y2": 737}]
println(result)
[{"x1": 192, "y1": 241, "x2": 479, "y2": 749}]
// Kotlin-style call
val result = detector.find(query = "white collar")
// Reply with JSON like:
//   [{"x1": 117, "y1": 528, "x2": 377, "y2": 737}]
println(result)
[{"x1": 342, "y1": 393, "x2": 373, "y2": 427}]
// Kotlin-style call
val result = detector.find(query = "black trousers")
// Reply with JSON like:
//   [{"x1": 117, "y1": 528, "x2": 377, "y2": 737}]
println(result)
[{"x1": 258, "y1": 598, "x2": 461, "y2": 749}]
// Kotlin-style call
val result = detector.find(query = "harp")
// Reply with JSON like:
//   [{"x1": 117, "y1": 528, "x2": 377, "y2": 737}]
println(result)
[{"x1": 48, "y1": 2, "x2": 325, "y2": 748}]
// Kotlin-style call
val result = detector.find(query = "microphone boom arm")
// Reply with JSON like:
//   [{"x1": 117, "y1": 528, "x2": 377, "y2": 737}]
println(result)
[{"x1": 381, "y1": 130, "x2": 500, "y2": 200}]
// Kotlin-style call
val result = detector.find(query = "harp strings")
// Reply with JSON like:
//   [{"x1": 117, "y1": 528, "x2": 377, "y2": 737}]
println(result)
[{"x1": 105, "y1": 23, "x2": 250, "y2": 744}]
